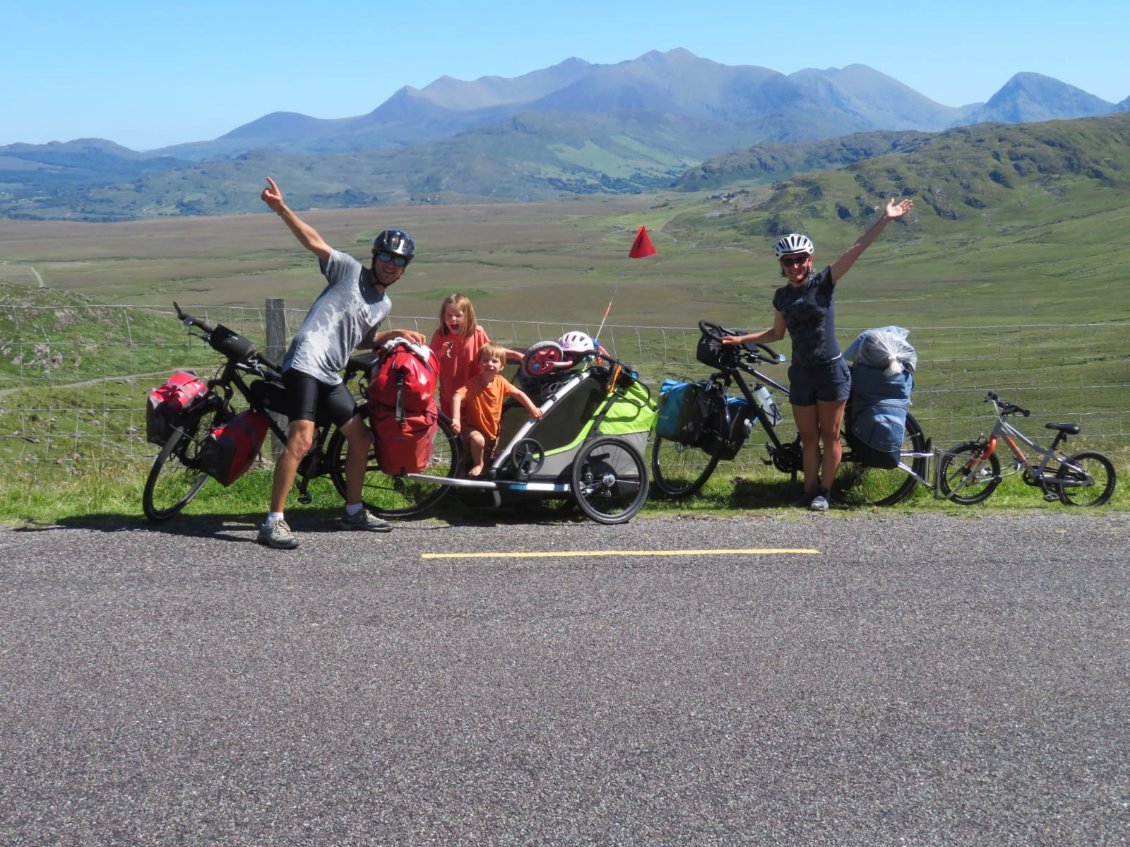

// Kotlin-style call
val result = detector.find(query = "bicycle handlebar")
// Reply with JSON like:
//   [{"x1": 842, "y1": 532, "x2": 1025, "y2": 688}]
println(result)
[
  {"x1": 172, "y1": 301, "x2": 281, "y2": 377},
  {"x1": 174, "y1": 301, "x2": 213, "y2": 334},
  {"x1": 698, "y1": 320, "x2": 786, "y2": 366},
  {"x1": 986, "y1": 390, "x2": 1030, "y2": 417}
]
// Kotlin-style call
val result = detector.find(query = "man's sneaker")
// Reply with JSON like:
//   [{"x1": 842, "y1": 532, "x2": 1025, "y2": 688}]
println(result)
[
  {"x1": 338, "y1": 508, "x2": 392, "y2": 533},
  {"x1": 258, "y1": 518, "x2": 299, "y2": 549},
  {"x1": 809, "y1": 490, "x2": 831, "y2": 512}
]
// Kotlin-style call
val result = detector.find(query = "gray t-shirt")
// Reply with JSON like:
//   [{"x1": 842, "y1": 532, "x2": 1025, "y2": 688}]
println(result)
[{"x1": 281, "y1": 249, "x2": 392, "y2": 384}]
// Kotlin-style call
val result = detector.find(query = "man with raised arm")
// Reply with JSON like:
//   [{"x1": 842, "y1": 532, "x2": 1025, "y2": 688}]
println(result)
[{"x1": 258, "y1": 176, "x2": 426, "y2": 549}]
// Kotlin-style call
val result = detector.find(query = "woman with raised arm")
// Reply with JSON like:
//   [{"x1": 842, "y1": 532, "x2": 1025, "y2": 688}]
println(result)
[{"x1": 723, "y1": 197, "x2": 913, "y2": 511}]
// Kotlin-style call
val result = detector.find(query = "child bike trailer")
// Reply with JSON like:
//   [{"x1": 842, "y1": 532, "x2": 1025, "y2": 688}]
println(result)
[{"x1": 408, "y1": 335, "x2": 657, "y2": 524}]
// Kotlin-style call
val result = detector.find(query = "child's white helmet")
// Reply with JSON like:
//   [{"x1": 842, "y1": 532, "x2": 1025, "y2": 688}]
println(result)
[{"x1": 557, "y1": 331, "x2": 594, "y2": 355}]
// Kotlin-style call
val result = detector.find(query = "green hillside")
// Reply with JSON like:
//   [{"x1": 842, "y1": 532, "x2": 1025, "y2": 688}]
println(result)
[{"x1": 667, "y1": 113, "x2": 1130, "y2": 319}]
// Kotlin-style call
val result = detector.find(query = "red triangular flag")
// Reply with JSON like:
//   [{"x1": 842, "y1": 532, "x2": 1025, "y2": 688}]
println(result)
[{"x1": 629, "y1": 225, "x2": 656, "y2": 258}]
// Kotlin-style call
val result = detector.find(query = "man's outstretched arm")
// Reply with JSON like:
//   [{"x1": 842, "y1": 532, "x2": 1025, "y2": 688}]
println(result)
[{"x1": 260, "y1": 176, "x2": 332, "y2": 263}]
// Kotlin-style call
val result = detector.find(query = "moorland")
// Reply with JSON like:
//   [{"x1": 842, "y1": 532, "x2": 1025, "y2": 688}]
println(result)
[{"x1": 1, "y1": 113, "x2": 1128, "y2": 521}]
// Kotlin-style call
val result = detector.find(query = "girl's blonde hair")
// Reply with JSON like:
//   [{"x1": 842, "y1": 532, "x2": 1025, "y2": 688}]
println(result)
[{"x1": 437, "y1": 292, "x2": 478, "y2": 339}]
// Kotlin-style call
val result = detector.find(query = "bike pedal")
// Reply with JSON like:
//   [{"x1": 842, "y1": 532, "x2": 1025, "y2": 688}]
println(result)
[
  {"x1": 1043, "y1": 493, "x2": 1059, "y2": 502},
  {"x1": 298, "y1": 493, "x2": 313, "y2": 504}
]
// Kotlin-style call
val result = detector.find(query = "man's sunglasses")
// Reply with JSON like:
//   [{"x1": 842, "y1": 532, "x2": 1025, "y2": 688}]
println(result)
[
  {"x1": 375, "y1": 251, "x2": 410, "y2": 268},
  {"x1": 780, "y1": 255, "x2": 810, "y2": 267}
]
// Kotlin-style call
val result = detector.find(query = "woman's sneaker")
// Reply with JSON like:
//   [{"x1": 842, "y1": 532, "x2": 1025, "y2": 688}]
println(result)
[
  {"x1": 809, "y1": 489, "x2": 831, "y2": 512},
  {"x1": 258, "y1": 518, "x2": 299, "y2": 549},
  {"x1": 338, "y1": 509, "x2": 392, "y2": 532}
]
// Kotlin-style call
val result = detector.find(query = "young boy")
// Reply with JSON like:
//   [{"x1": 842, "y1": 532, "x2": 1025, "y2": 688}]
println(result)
[{"x1": 450, "y1": 342, "x2": 543, "y2": 477}]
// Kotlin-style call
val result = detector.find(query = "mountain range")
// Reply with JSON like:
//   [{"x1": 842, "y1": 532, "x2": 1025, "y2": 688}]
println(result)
[{"x1": 1, "y1": 48, "x2": 1127, "y2": 221}]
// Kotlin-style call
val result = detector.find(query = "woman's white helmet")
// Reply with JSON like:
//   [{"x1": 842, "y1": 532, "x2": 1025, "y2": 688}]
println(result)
[
  {"x1": 557, "y1": 331, "x2": 594, "y2": 355},
  {"x1": 774, "y1": 233, "x2": 814, "y2": 258}
]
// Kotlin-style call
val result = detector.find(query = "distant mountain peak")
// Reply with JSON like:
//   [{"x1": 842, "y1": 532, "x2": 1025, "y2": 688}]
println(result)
[{"x1": 965, "y1": 72, "x2": 1115, "y2": 124}]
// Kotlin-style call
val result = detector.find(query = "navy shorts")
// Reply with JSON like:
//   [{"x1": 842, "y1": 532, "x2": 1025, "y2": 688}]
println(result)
[
  {"x1": 788, "y1": 357, "x2": 851, "y2": 406},
  {"x1": 282, "y1": 369, "x2": 359, "y2": 426}
]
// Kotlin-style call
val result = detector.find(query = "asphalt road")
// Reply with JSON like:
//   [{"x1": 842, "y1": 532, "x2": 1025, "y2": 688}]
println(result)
[{"x1": 2, "y1": 510, "x2": 1128, "y2": 846}]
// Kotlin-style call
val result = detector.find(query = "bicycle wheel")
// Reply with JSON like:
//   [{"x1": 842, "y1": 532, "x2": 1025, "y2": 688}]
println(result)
[
  {"x1": 143, "y1": 406, "x2": 221, "y2": 521},
  {"x1": 572, "y1": 437, "x2": 649, "y2": 524},
  {"x1": 328, "y1": 413, "x2": 461, "y2": 519},
  {"x1": 836, "y1": 411, "x2": 928, "y2": 507},
  {"x1": 938, "y1": 441, "x2": 1002, "y2": 505},
  {"x1": 1055, "y1": 450, "x2": 1116, "y2": 506},
  {"x1": 650, "y1": 434, "x2": 722, "y2": 499}
]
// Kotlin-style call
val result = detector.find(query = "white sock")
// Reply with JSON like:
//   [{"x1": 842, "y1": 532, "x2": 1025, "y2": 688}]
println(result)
[
  {"x1": 266, "y1": 511, "x2": 284, "y2": 525},
  {"x1": 345, "y1": 502, "x2": 363, "y2": 516}
]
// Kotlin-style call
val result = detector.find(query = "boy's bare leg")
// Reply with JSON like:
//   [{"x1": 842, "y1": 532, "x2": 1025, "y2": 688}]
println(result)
[{"x1": 467, "y1": 431, "x2": 486, "y2": 477}]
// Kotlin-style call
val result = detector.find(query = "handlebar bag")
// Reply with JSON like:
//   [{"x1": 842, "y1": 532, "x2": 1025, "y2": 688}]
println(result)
[
  {"x1": 146, "y1": 370, "x2": 208, "y2": 445},
  {"x1": 209, "y1": 325, "x2": 257, "y2": 361},
  {"x1": 696, "y1": 333, "x2": 740, "y2": 370},
  {"x1": 196, "y1": 410, "x2": 270, "y2": 486}
]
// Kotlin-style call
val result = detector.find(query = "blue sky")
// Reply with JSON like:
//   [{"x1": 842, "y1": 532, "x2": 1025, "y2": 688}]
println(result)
[{"x1": 4, "y1": 0, "x2": 1127, "y2": 151}]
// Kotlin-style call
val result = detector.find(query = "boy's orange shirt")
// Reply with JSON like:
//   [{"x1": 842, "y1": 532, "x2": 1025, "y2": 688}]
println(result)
[{"x1": 454, "y1": 375, "x2": 518, "y2": 441}]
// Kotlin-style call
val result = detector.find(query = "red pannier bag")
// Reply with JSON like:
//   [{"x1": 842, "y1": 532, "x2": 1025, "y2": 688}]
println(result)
[
  {"x1": 196, "y1": 410, "x2": 271, "y2": 486},
  {"x1": 371, "y1": 407, "x2": 439, "y2": 476},
  {"x1": 367, "y1": 337, "x2": 439, "y2": 475},
  {"x1": 146, "y1": 370, "x2": 209, "y2": 444},
  {"x1": 367, "y1": 337, "x2": 437, "y2": 416}
]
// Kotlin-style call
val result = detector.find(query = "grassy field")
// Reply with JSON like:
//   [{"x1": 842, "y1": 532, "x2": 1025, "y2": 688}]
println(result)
[{"x1": 1, "y1": 186, "x2": 1127, "y2": 525}]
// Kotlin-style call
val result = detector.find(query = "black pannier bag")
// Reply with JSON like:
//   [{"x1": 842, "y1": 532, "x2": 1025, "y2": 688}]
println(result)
[
  {"x1": 656, "y1": 379, "x2": 748, "y2": 459},
  {"x1": 656, "y1": 379, "x2": 712, "y2": 446}
]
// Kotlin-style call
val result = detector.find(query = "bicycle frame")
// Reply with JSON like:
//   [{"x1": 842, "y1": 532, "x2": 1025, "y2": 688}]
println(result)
[
  {"x1": 975, "y1": 398, "x2": 1080, "y2": 494},
  {"x1": 712, "y1": 357, "x2": 802, "y2": 475}
]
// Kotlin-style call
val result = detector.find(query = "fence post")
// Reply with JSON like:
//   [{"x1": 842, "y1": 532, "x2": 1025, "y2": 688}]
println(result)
[{"x1": 265, "y1": 298, "x2": 287, "y2": 459}]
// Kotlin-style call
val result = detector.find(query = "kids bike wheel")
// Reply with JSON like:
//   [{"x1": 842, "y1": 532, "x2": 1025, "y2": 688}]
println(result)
[
  {"x1": 142, "y1": 406, "x2": 219, "y2": 521},
  {"x1": 650, "y1": 434, "x2": 722, "y2": 499},
  {"x1": 1055, "y1": 450, "x2": 1116, "y2": 506},
  {"x1": 572, "y1": 437, "x2": 649, "y2": 525},
  {"x1": 938, "y1": 441, "x2": 1002, "y2": 505},
  {"x1": 328, "y1": 413, "x2": 461, "y2": 519},
  {"x1": 836, "y1": 411, "x2": 928, "y2": 507}
]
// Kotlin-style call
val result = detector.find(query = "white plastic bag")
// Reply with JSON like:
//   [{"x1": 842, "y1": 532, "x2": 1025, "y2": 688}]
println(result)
[{"x1": 844, "y1": 326, "x2": 917, "y2": 375}]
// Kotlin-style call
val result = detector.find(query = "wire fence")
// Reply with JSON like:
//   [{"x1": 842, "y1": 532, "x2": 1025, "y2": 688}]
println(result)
[{"x1": 1, "y1": 301, "x2": 1127, "y2": 478}]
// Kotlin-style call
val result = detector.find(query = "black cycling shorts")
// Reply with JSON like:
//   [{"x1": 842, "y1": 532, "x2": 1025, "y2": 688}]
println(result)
[{"x1": 282, "y1": 368, "x2": 359, "y2": 426}]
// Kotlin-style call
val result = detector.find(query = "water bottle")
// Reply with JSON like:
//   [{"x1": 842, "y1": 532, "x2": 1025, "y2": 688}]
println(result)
[{"x1": 753, "y1": 384, "x2": 782, "y2": 426}]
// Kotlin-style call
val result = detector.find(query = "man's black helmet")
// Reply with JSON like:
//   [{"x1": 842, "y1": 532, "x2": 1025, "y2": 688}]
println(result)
[{"x1": 372, "y1": 229, "x2": 415, "y2": 263}]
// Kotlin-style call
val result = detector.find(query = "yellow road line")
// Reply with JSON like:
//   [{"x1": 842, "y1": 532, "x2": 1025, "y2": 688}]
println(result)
[{"x1": 422, "y1": 548, "x2": 821, "y2": 560}]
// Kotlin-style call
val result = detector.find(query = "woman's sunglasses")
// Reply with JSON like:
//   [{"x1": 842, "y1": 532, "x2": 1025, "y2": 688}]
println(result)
[{"x1": 780, "y1": 255, "x2": 810, "y2": 268}]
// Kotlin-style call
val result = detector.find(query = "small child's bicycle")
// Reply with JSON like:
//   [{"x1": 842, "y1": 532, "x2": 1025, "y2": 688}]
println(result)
[{"x1": 938, "y1": 390, "x2": 1116, "y2": 506}]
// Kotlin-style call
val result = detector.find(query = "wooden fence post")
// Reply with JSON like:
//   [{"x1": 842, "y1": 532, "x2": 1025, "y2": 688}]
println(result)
[{"x1": 265, "y1": 298, "x2": 287, "y2": 459}]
